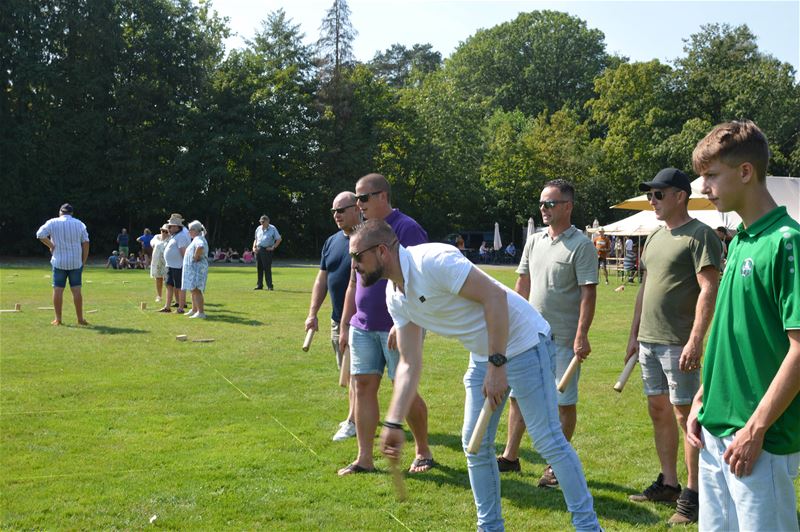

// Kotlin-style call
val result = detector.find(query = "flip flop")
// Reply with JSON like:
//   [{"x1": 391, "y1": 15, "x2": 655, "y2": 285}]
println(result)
[
  {"x1": 408, "y1": 457, "x2": 436, "y2": 474},
  {"x1": 338, "y1": 463, "x2": 376, "y2": 477}
]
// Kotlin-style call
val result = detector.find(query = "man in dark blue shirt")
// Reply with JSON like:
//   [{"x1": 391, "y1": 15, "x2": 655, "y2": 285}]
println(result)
[{"x1": 305, "y1": 191, "x2": 362, "y2": 441}]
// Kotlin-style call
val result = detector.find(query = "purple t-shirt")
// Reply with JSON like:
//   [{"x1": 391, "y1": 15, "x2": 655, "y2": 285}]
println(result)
[{"x1": 351, "y1": 209, "x2": 428, "y2": 331}]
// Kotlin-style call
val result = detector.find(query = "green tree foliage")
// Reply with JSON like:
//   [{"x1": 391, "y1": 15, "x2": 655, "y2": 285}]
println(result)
[
  {"x1": 368, "y1": 43, "x2": 442, "y2": 88},
  {"x1": 3, "y1": 6, "x2": 798, "y2": 256},
  {"x1": 446, "y1": 10, "x2": 610, "y2": 116}
]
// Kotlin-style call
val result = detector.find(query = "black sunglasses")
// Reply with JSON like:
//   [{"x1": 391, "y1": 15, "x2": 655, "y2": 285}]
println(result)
[
  {"x1": 355, "y1": 190, "x2": 383, "y2": 203},
  {"x1": 646, "y1": 190, "x2": 668, "y2": 201},
  {"x1": 539, "y1": 200, "x2": 570, "y2": 209},
  {"x1": 331, "y1": 204, "x2": 356, "y2": 214},
  {"x1": 349, "y1": 243, "x2": 381, "y2": 262}
]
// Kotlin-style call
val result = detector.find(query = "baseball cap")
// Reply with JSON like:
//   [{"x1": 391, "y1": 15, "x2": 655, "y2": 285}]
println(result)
[{"x1": 639, "y1": 168, "x2": 692, "y2": 194}]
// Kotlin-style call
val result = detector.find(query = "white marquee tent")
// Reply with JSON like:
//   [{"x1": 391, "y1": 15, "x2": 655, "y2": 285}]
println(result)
[{"x1": 596, "y1": 176, "x2": 799, "y2": 236}]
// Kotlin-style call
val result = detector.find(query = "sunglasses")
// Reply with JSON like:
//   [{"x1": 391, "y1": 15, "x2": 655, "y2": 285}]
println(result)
[
  {"x1": 331, "y1": 204, "x2": 356, "y2": 214},
  {"x1": 539, "y1": 200, "x2": 570, "y2": 209},
  {"x1": 349, "y1": 243, "x2": 381, "y2": 262},
  {"x1": 355, "y1": 190, "x2": 382, "y2": 203},
  {"x1": 646, "y1": 190, "x2": 669, "y2": 201}
]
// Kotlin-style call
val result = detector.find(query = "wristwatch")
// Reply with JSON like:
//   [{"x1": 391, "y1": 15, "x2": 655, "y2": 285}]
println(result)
[{"x1": 488, "y1": 353, "x2": 507, "y2": 367}]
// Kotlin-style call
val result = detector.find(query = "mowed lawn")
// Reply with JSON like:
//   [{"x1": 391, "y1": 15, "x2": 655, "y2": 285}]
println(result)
[{"x1": 1, "y1": 263, "x2": 797, "y2": 530}]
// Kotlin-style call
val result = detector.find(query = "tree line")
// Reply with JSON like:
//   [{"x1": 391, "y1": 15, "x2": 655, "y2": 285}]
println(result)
[{"x1": 2, "y1": 0, "x2": 798, "y2": 256}]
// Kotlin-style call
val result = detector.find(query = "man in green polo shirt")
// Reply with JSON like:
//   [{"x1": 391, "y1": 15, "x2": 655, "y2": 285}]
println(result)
[
  {"x1": 496, "y1": 179, "x2": 598, "y2": 488},
  {"x1": 688, "y1": 120, "x2": 800, "y2": 531},
  {"x1": 624, "y1": 167, "x2": 723, "y2": 525}
]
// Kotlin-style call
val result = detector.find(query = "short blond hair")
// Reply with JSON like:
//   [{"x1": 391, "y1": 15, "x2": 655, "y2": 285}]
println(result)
[{"x1": 692, "y1": 120, "x2": 770, "y2": 181}]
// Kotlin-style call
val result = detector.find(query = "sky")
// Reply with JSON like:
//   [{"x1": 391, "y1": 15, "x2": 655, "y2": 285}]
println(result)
[{"x1": 208, "y1": 0, "x2": 800, "y2": 74}]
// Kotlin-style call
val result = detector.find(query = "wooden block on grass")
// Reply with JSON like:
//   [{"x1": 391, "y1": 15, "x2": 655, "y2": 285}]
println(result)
[{"x1": 176, "y1": 335, "x2": 188, "y2": 341}]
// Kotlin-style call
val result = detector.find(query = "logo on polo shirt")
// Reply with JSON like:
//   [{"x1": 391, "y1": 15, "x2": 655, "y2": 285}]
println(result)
[{"x1": 740, "y1": 258, "x2": 754, "y2": 277}]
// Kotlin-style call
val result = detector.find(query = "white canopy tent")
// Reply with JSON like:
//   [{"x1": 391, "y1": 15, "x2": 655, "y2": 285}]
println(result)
[{"x1": 595, "y1": 176, "x2": 798, "y2": 236}]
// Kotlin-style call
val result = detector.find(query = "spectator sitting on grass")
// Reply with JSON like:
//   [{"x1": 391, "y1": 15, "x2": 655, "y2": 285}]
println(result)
[
  {"x1": 106, "y1": 250, "x2": 119, "y2": 269},
  {"x1": 242, "y1": 249, "x2": 254, "y2": 264}
]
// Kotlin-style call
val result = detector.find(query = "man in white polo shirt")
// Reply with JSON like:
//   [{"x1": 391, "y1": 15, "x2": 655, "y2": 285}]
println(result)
[
  {"x1": 36, "y1": 203, "x2": 90, "y2": 326},
  {"x1": 350, "y1": 219, "x2": 601, "y2": 532}
]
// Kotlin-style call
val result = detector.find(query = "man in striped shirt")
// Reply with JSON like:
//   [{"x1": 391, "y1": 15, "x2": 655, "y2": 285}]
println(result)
[{"x1": 36, "y1": 203, "x2": 90, "y2": 325}]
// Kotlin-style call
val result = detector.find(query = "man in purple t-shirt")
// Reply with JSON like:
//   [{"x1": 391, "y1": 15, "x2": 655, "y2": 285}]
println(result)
[{"x1": 337, "y1": 173, "x2": 435, "y2": 476}]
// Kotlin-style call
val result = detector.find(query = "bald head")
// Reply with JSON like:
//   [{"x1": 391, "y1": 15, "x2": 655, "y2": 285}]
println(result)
[{"x1": 332, "y1": 191, "x2": 360, "y2": 233}]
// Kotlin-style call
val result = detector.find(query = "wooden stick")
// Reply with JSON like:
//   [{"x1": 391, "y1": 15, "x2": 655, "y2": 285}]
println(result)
[
  {"x1": 302, "y1": 328, "x2": 315, "y2": 352},
  {"x1": 37, "y1": 306, "x2": 55, "y2": 310},
  {"x1": 0, "y1": 309, "x2": 20, "y2": 313},
  {"x1": 466, "y1": 397, "x2": 494, "y2": 454},
  {"x1": 339, "y1": 347, "x2": 351, "y2": 388},
  {"x1": 192, "y1": 338, "x2": 215, "y2": 343},
  {"x1": 614, "y1": 356, "x2": 638, "y2": 393},
  {"x1": 389, "y1": 458, "x2": 407, "y2": 502},
  {"x1": 557, "y1": 355, "x2": 581, "y2": 392}
]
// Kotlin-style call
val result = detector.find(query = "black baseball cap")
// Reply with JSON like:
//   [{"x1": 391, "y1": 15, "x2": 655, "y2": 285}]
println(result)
[
  {"x1": 59, "y1": 203, "x2": 74, "y2": 214},
  {"x1": 639, "y1": 168, "x2": 692, "y2": 194}
]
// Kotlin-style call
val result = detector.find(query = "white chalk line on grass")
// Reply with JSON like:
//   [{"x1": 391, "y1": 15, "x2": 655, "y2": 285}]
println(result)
[
  {"x1": 270, "y1": 415, "x2": 319, "y2": 457},
  {"x1": 193, "y1": 354, "x2": 319, "y2": 457},
  {"x1": 387, "y1": 511, "x2": 413, "y2": 531}
]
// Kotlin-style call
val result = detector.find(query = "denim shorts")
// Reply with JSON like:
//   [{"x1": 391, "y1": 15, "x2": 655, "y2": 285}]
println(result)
[
  {"x1": 349, "y1": 326, "x2": 398, "y2": 380},
  {"x1": 166, "y1": 267, "x2": 183, "y2": 288},
  {"x1": 52, "y1": 266, "x2": 82, "y2": 288},
  {"x1": 639, "y1": 341, "x2": 700, "y2": 405},
  {"x1": 699, "y1": 427, "x2": 800, "y2": 531}
]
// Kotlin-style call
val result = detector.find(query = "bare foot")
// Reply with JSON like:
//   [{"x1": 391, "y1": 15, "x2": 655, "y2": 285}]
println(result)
[
  {"x1": 77, "y1": 319, "x2": 89, "y2": 326},
  {"x1": 51, "y1": 319, "x2": 62, "y2": 326}
]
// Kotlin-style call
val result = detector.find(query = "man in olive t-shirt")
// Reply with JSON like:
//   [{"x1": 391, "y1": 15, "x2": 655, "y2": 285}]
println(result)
[{"x1": 625, "y1": 168, "x2": 722, "y2": 525}]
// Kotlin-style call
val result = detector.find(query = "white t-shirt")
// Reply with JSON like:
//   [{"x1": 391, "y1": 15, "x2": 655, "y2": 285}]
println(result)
[
  {"x1": 386, "y1": 243, "x2": 550, "y2": 361},
  {"x1": 164, "y1": 228, "x2": 191, "y2": 268}
]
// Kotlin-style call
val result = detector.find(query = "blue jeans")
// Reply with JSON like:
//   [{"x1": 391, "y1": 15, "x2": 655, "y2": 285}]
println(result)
[
  {"x1": 462, "y1": 335, "x2": 600, "y2": 531},
  {"x1": 699, "y1": 427, "x2": 799, "y2": 532}
]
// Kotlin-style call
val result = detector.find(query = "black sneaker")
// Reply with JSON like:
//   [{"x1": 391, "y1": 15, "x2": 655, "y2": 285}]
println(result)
[
  {"x1": 496, "y1": 456, "x2": 521, "y2": 473},
  {"x1": 629, "y1": 473, "x2": 681, "y2": 503},
  {"x1": 668, "y1": 488, "x2": 698, "y2": 525}
]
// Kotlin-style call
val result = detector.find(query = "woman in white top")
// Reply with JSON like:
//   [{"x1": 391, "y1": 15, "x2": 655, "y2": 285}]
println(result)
[
  {"x1": 150, "y1": 224, "x2": 170, "y2": 302},
  {"x1": 182, "y1": 220, "x2": 209, "y2": 319}
]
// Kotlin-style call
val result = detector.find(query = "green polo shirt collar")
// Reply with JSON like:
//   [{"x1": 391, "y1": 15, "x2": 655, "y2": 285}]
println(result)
[{"x1": 737, "y1": 206, "x2": 787, "y2": 238}]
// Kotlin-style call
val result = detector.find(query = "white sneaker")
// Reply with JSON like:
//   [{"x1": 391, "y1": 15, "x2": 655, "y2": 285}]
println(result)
[
  {"x1": 155, "y1": 296, "x2": 162, "y2": 303},
  {"x1": 186, "y1": 309, "x2": 197, "y2": 317},
  {"x1": 189, "y1": 312, "x2": 207, "y2": 319},
  {"x1": 332, "y1": 420, "x2": 356, "y2": 441}
]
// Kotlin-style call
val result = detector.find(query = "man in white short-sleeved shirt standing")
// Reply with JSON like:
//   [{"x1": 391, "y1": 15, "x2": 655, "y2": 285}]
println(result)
[
  {"x1": 350, "y1": 219, "x2": 601, "y2": 532},
  {"x1": 161, "y1": 213, "x2": 191, "y2": 313},
  {"x1": 36, "y1": 203, "x2": 90, "y2": 326}
]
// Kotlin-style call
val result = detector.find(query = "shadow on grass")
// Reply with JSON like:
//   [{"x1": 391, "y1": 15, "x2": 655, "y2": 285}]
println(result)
[
  {"x1": 205, "y1": 313, "x2": 263, "y2": 326},
  {"x1": 87, "y1": 325, "x2": 147, "y2": 335},
  {"x1": 422, "y1": 431, "x2": 662, "y2": 526}
]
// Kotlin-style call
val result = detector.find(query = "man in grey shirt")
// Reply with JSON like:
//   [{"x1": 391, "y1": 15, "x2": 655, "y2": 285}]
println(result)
[{"x1": 497, "y1": 180, "x2": 598, "y2": 489}]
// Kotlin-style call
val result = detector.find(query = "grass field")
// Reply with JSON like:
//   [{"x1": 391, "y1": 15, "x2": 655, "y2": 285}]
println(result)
[{"x1": 1, "y1": 263, "x2": 797, "y2": 530}]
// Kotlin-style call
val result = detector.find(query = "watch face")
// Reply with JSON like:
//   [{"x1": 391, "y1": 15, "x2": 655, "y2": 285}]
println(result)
[{"x1": 489, "y1": 353, "x2": 507, "y2": 367}]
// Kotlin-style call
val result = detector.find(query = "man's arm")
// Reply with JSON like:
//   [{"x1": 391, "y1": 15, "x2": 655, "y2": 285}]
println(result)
[
  {"x1": 81, "y1": 242, "x2": 89, "y2": 265},
  {"x1": 458, "y1": 267, "x2": 509, "y2": 409},
  {"x1": 305, "y1": 270, "x2": 328, "y2": 332},
  {"x1": 39, "y1": 237, "x2": 54, "y2": 253},
  {"x1": 514, "y1": 273, "x2": 530, "y2": 300},
  {"x1": 686, "y1": 384, "x2": 704, "y2": 449},
  {"x1": 723, "y1": 330, "x2": 800, "y2": 477},
  {"x1": 574, "y1": 284, "x2": 597, "y2": 361},
  {"x1": 625, "y1": 272, "x2": 647, "y2": 363},
  {"x1": 679, "y1": 266, "x2": 719, "y2": 372},
  {"x1": 338, "y1": 269, "x2": 357, "y2": 354},
  {"x1": 381, "y1": 322, "x2": 425, "y2": 460},
  {"x1": 271, "y1": 236, "x2": 282, "y2": 251}
]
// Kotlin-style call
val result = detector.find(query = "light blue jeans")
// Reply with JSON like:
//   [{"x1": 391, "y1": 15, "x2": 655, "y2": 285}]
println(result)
[
  {"x1": 699, "y1": 427, "x2": 799, "y2": 532},
  {"x1": 462, "y1": 335, "x2": 600, "y2": 531}
]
